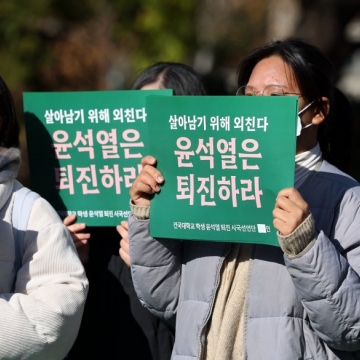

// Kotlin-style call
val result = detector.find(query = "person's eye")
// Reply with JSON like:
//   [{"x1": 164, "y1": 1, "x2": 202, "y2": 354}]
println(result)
[{"x1": 270, "y1": 93, "x2": 281, "y2": 96}]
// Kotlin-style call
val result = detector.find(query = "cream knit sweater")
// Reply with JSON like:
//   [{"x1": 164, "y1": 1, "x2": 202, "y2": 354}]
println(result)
[{"x1": 203, "y1": 145, "x2": 321, "y2": 359}]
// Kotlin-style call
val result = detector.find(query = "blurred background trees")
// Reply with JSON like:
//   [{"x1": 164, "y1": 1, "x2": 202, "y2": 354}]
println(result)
[{"x1": 0, "y1": 0, "x2": 359, "y2": 182}]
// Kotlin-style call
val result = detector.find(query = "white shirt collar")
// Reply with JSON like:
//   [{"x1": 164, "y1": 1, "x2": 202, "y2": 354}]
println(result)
[{"x1": 294, "y1": 143, "x2": 322, "y2": 189}]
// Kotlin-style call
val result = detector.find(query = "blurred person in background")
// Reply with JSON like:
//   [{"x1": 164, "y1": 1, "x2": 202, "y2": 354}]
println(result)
[{"x1": 65, "y1": 62, "x2": 206, "y2": 360}]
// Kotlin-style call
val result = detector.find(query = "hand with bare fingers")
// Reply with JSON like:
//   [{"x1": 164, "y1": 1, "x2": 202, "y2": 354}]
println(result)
[
  {"x1": 117, "y1": 221, "x2": 130, "y2": 267},
  {"x1": 272, "y1": 188, "x2": 310, "y2": 236},
  {"x1": 63, "y1": 214, "x2": 90, "y2": 264},
  {"x1": 130, "y1": 155, "x2": 164, "y2": 207}
]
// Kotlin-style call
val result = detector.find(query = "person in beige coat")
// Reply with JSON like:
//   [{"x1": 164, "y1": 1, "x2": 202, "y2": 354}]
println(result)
[{"x1": 0, "y1": 75, "x2": 89, "y2": 359}]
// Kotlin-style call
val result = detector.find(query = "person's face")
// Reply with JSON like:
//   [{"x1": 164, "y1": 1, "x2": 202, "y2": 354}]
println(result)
[
  {"x1": 140, "y1": 80, "x2": 163, "y2": 91},
  {"x1": 246, "y1": 55, "x2": 324, "y2": 154}
]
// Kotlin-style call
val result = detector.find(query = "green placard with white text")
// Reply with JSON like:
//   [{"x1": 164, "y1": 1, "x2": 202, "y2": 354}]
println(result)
[
  {"x1": 147, "y1": 96, "x2": 298, "y2": 246},
  {"x1": 23, "y1": 89, "x2": 172, "y2": 226}
]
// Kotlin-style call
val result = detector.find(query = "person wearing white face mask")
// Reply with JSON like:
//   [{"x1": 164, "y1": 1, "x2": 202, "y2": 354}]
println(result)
[
  {"x1": 297, "y1": 100, "x2": 315, "y2": 135},
  {"x1": 235, "y1": 84, "x2": 317, "y2": 136},
  {"x1": 127, "y1": 38, "x2": 360, "y2": 360}
]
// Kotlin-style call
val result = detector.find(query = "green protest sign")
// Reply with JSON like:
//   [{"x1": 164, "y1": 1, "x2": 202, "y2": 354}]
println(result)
[
  {"x1": 147, "y1": 96, "x2": 298, "y2": 246},
  {"x1": 23, "y1": 89, "x2": 172, "y2": 226}
]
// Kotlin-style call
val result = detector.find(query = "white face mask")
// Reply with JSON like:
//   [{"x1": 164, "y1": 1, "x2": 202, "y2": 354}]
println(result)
[{"x1": 296, "y1": 101, "x2": 315, "y2": 136}]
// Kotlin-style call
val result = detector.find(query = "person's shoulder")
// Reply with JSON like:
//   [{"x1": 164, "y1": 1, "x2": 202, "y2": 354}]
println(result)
[
  {"x1": 11, "y1": 181, "x2": 65, "y2": 229},
  {"x1": 318, "y1": 160, "x2": 360, "y2": 189},
  {"x1": 315, "y1": 161, "x2": 360, "y2": 209}
]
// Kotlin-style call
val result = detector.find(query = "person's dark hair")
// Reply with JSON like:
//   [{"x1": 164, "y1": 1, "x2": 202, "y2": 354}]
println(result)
[
  {"x1": 132, "y1": 62, "x2": 206, "y2": 96},
  {"x1": 0, "y1": 75, "x2": 20, "y2": 148},
  {"x1": 318, "y1": 87, "x2": 353, "y2": 173},
  {"x1": 236, "y1": 38, "x2": 353, "y2": 173}
]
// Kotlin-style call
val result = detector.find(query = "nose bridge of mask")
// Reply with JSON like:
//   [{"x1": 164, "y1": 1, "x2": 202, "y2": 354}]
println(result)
[{"x1": 296, "y1": 101, "x2": 315, "y2": 136}]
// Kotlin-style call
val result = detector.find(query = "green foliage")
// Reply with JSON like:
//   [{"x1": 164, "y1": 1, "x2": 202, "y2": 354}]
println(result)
[
  {"x1": 0, "y1": 0, "x2": 198, "y2": 89},
  {"x1": 52, "y1": 0, "x2": 104, "y2": 22},
  {"x1": 111, "y1": 0, "x2": 198, "y2": 80},
  {"x1": 0, "y1": 0, "x2": 51, "y2": 87}
]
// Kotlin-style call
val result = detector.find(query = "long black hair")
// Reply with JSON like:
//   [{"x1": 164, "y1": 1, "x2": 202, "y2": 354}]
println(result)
[
  {"x1": 237, "y1": 38, "x2": 353, "y2": 173},
  {"x1": 132, "y1": 62, "x2": 206, "y2": 96},
  {"x1": 0, "y1": 75, "x2": 19, "y2": 148}
]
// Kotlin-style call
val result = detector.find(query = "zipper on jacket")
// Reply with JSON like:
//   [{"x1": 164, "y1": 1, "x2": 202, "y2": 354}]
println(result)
[
  {"x1": 242, "y1": 244, "x2": 255, "y2": 360},
  {"x1": 197, "y1": 243, "x2": 231, "y2": 359}
]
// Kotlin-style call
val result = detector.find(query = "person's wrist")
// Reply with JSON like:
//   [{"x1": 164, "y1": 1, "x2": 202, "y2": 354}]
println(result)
[
  {"x1": 131, "y1": 197, "x2": 150, "y2": 207},
  {"x1": 130, "y1": 199, "x2": 150, "y2": 220},
  {"x1": 278, "y1": 213, "x2": 315, "y2": 257}
]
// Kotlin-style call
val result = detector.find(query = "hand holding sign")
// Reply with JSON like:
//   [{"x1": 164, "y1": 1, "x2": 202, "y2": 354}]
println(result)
[
  {"x1": 130, "y1": 156, "x2": 164, "y2": 207},
  {"x1": 272, "y1": 188, "x2": 310, "y2": 236},
  {"x1": 117, "y1": 221, "x2": 131, "y2": 267},
  {"x1": 63, "y1": 214, "x2": 90, "y2": 264}
]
